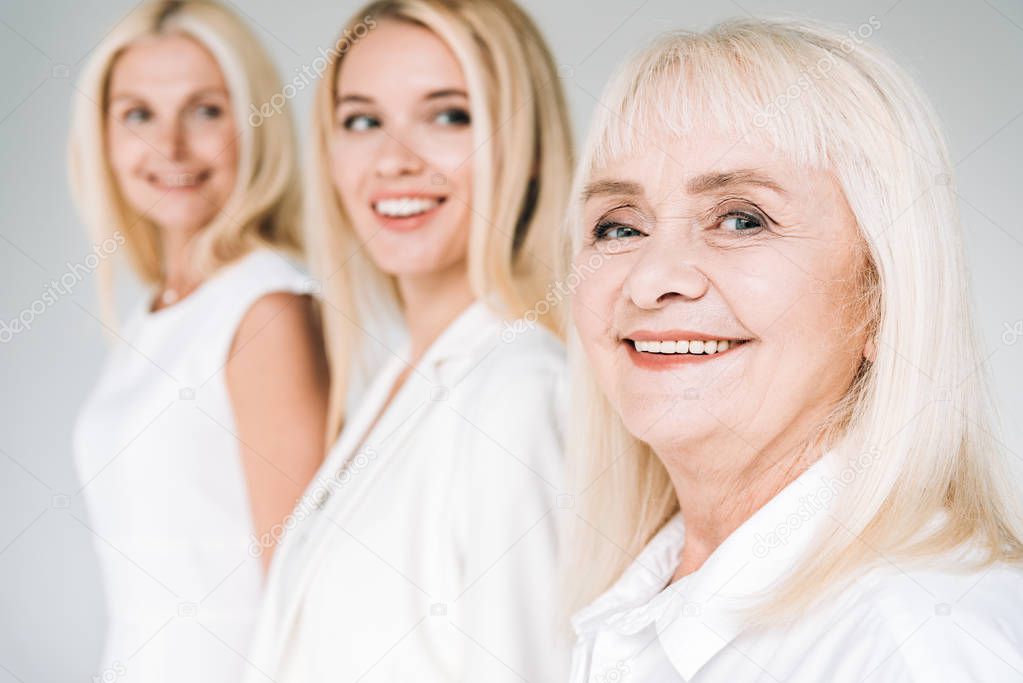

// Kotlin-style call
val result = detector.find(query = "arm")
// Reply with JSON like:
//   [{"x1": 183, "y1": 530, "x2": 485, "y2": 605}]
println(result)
[{"x1": 226, "y1": 292, "x2": 330, "y2": 573}]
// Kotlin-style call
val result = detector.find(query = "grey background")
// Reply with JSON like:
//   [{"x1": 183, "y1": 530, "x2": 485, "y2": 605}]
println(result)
[{"x1": 0, "y1": 0, "x2": 1020, "y2": 680}]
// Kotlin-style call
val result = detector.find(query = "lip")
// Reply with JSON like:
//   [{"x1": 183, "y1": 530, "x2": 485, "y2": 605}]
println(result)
[
  {"x1": 369, "y1": 191, "x2": 448, "y2": 233},
  {"x1": 625, "y1": 329, "x2": 745, "y2": 342},
  {"x1": 144, "y1": 169, "x2": 210, "y2": 192},
  {"x1": 620, "y1": 330, "x2": 752, "y2": 371}
]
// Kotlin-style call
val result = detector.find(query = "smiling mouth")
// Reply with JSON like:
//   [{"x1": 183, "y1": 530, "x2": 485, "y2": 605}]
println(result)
[
  {"x1": 372, "y1": 196, "x2": 447, "y2": 218},
  {"x1": 146, "y1": 169, "x2": 210, "y2": 191},
  {"x1": 623, "y1": 336, "x2": 751, "y2": 368}
]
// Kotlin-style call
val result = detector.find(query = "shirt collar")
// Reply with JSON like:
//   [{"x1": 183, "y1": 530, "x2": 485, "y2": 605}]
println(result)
[
  {"x1": 394, "y1": 297, "x2": 509, "y2": 387},
  {"x1": 573, "y1": 452, "x2": 841, "y2": 680}
]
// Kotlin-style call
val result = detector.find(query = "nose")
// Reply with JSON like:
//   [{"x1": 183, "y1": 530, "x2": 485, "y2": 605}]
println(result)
[
  {"x1": 623, "y1": 237, "x2": 709, "y2": 309},
  {"x1": 150, "y1": 117, "x2": 187, "y2": 162},
  {"x1": 374, "y1": 131, "x2": 425, "y2": 178}
]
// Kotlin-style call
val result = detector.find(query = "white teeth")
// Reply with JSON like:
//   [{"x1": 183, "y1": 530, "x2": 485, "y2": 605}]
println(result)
[
  {"x1": 374, "y1": 197, "x2": 441, "y2": 217},
  {"x1": 152, "y1": 172, "x2": 202, "y2": 188},
  {"x1": 632, "y1": 338, "x2": 741, "y2": 355}
]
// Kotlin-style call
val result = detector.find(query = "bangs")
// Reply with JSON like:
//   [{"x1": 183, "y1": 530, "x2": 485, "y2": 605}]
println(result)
[{"x1": 589, "y1": 20, "x2": 879, "y2": 175}]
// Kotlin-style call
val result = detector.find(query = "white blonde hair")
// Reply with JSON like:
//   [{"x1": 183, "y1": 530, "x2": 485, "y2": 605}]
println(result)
[
  {"x1": 68, "y1": 0, "x2": 302, "y2": 322},
  {"x1": 307, "y1": 0, "x2": 574, "y2": 441},
  {"x1": 564, "y1": 17, "x2": 1023, "y2": 620}
]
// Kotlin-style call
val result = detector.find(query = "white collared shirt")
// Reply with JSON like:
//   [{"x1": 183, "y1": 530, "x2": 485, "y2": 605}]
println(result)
[
  {"x1": 570, "y1": 456, "x2": 1023, "y2": 682},
  {"x1": 245, "y1": 300, "x2": 570, "y2": 683}
]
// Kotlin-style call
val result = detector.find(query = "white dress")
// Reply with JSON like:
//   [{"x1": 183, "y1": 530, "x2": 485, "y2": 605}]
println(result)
[
  {"x1": 73, "y1": 248, "x2": 311, "y2": 683},
  {"x1": 569, "y1": 455, "x2": 1023, "y2": 682},
  {"x1": 244, "y1": 299, "x2": 571, "y2": 683}
]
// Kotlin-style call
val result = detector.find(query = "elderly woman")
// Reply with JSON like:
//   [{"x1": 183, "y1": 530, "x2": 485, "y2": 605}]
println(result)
[{"x1": 563, "y1": 18, "x2": 1023, "y2": 682}]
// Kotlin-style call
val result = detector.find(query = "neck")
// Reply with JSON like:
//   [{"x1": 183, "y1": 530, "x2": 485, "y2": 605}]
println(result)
[
  {"x1": 154, "y1": 226, "x2": 203, "y2": 309},
  {"x1": 396, "y1": 260, "x2": 475, "y2": 362},
  {"x1": 662, "y1": 432, "x2": 819, "y2": 583}
]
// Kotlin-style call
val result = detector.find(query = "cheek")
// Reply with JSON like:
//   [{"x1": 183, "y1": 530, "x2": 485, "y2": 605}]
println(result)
[
  {"x1": 712, "y1": 246, "x2": 827, "y2": 346},
  {"x1": 330, "y1": 144, "x2": 372, "y2": 231},
  {"x1": 752, "y1": 246, "x2": 866, "y2": 347},
  {"x1": 421, "y1": 134, "x2": 473, "y2": 189},
  {"x1": 719, "y1": 251, "x2": 865, "y2": 404},
  {"x1": 106, "y1": 127, "x2": 143, "y2": 178},
  {"x1": 332, "y1": 162, "x2": 360, "y2": 205},
  {"x1": 194, "y1": 127, "x2": 237, "y2": 172},
  {"x1": 330, "y1": 137, "x2": 372, "y2": 194},
  {"x1": 572, "y1": 250, "x2": 613, "y2": 317},
  {"x1": 572, "y1": 251, "x2": 625, "y2": 369}
]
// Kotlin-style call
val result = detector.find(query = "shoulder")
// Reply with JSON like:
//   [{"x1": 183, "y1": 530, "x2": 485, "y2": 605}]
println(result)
[
  {"x1": 455, "y1": 322, "x2": 566, "y2": 434},
  {"x1": 459, "y1": 318, "x2": 565, "y2": 395},
  {"x1": 226, "y1": 293, "x2": 327, "y2": 400},
  {"x1": 231, "y1": 248, "x2": 307, "y2": 286},
  {"x1": 856, "y1": 557, "x2": 1023, "y2": 623},
  {"x1": 217, "y1": 248, "x2": 310, "y2": 311},
  {"x1": 231, "y1": 291, "x2": 321, "y2": 358},
  {"x1": 222, "y1": 246, "x2": 310, "y2": 332},
  {"x1": 443, "y1": 319, "x2": 566, "y2": 472},
  {"x1": 818, "y1": 559, "x2": 1023, "y2": 680}
]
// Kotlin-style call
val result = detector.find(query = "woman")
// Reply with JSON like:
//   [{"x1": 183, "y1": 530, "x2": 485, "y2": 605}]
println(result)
[
  {"x1": 564, "y1": 19, "x2": 1023, "y2": 682},
  {"x1": 245, "y1": 1, "x2": 573, "y2": 681},
  {"x1": 69, "y1": 1, "x2": 328, "y2": 680}
]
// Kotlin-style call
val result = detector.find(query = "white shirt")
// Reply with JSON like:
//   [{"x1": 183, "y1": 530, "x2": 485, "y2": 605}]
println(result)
[
  {"x1": 569, "y1": 456, "x2": 1023, "y2": 682},
  {"x1": 245, "y1": 300, "x2": 570, "y2": 683},
  {"x1": 73, "y1": 249, "x2": 310, "y2": 682}
]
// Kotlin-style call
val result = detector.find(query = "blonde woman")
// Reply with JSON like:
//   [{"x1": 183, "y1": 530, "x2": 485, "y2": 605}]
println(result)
[
  {"x1": 69, "y1": 1, "x2": 328, "y2": 680},
  {"x1": 564, "y1": 19, "x2": 1023, "y2": 683},
  {"x1": 245, "y1": 1, "x2": 573, "y2": 681}
]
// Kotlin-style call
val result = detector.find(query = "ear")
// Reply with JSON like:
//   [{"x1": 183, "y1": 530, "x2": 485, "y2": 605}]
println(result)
[{"x1": 863, "y1": 337, "x2": 877, "y2": 363}]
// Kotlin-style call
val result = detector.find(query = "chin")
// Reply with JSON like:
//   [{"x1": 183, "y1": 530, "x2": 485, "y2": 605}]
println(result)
[
  {"x1": 148, "y1": 209, "x2": 213, "y2": 233},
  {"x1": 611, "y1": 381, "x2": 712, "y2": 432},
  {"x1": 364, "y1": 235, "x2": 465, "y2": 277},
  {"x1": 372, "y1": 257, "x2": 456, "y2": 278},
  {"x1": 623, "y1": 418, "x2": 716, "y2": 459}
]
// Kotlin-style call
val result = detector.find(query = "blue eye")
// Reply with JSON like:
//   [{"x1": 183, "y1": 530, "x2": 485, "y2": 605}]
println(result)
[
  {"x1": 344, "y1": 114, "x2": 379, "y2": 131},
  {"x1": 123, "y1": 107, "x2": 151, "y2": 124},
  {"x1": 720, "y1": 212, "x2": 764, "y2": 233},
  {"x1": 593, "y1": 221, "x2": 642, "y2": 241},
  {"x1": 434, "y1": 108, "x2": 470, "y2": 126}
]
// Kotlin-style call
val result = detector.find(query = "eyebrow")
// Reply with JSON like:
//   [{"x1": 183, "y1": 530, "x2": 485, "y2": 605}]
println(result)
[
  {"x1": 108, "y1": 87, "x2": 228, "y2": 106},
  {"x1": 581, "y1": 179, "x2": 643, "y2": 202},
  {"x1": 336, "y1": 88, "x2": 468, "y2": 106},
  {"x1": 685, "y1": 169, "x2": 788, "y2": 197}
]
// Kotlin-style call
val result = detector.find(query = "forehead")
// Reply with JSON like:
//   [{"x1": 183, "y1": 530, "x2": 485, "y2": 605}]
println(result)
[
  {"x1": 109, "y1": 34, "x2": 226, "y2": 96},
  {"x1": 586, "y1": 132, "x2": 808, "y2": 202},
  {"x1": 336, "y1": 19, "x2": 465, "y2": 96}
]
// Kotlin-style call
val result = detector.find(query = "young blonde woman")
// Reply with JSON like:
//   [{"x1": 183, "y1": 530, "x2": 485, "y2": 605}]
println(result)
[
  {"x1": 69, "y1": 1, "x2": 328, "y2": 680},
  {"x1": 245, "y1": 1, "x2": 573, "y2": 681},
  {"x1": 563, "y1": 19, "x2": 1023, "y2": 682}
]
